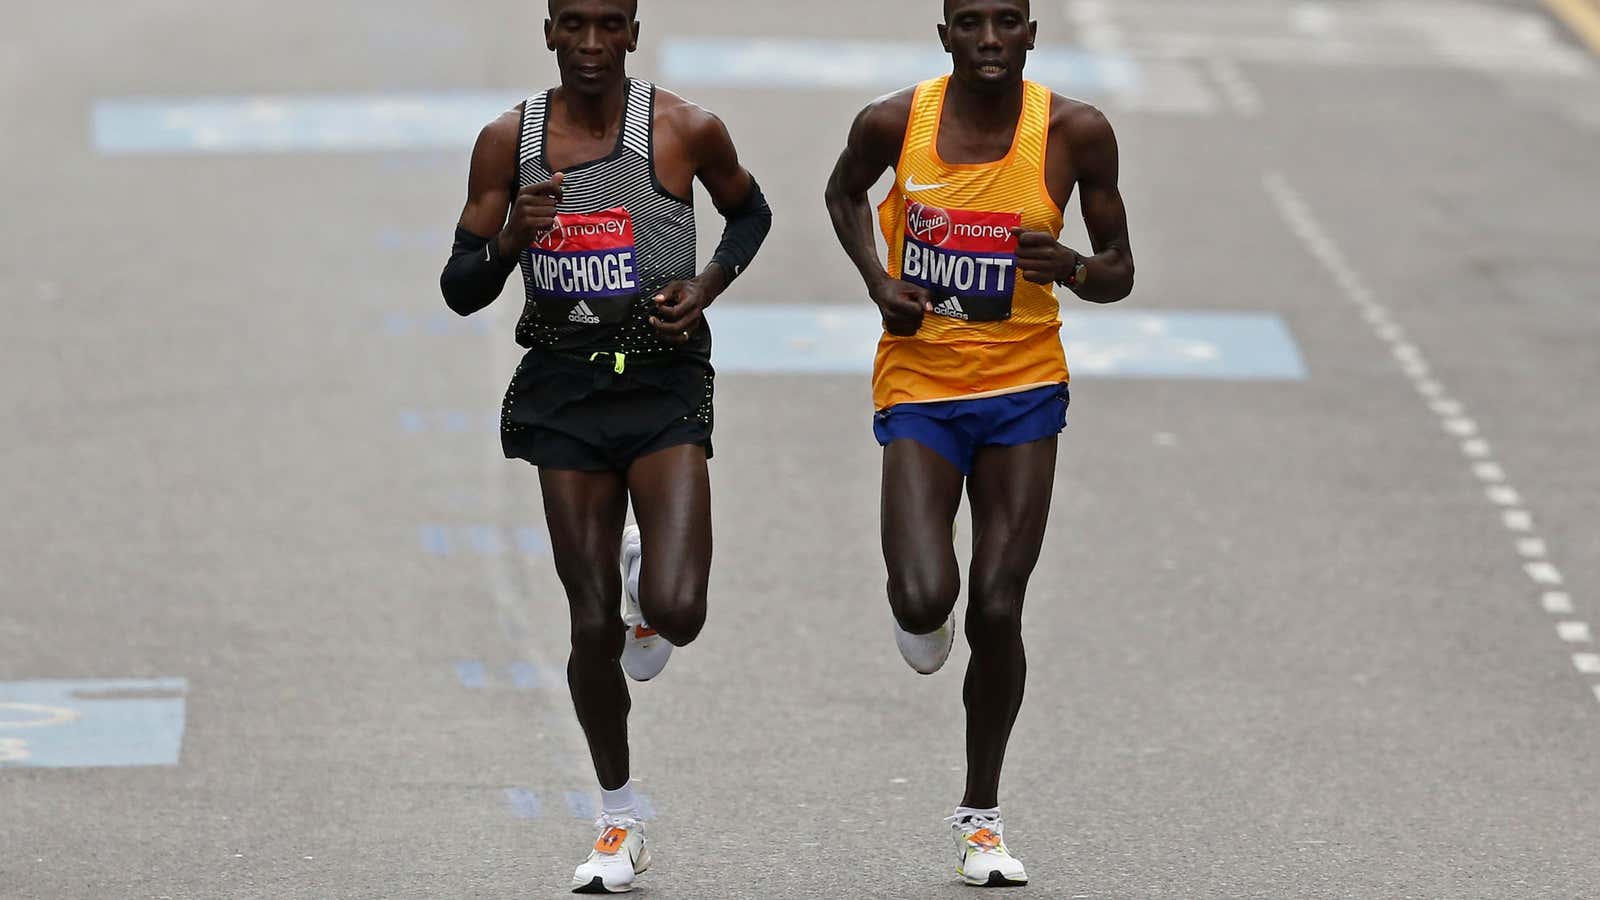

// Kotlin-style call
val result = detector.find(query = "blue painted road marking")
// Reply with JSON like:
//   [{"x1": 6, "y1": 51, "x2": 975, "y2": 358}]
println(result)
[
  {"x1": 0, "y1": 679, "x2": 187, "y2": 769},
  {"x1": 92, "y1": 93, "x2": 519, "y2": 155},
  {"x1": 420, "y1": 525, "x2": 549, "y2": 558},
  {"x1": 382, "y1": 304, "x2": 1303, "y2": 380},
  {"x1": 399, "y1": 411, "x2": 500, "y2": 435},
  {"x1": 504, "y1": 787, "x2": 542, "y2": 820},
  {"x1": 566, "y1": 791, "x2": 597, "y2": 820},
  {"x1": 454, "y1": 661, "x2": 488, "y2": 689},
  {"x1": 661, "y1": 38, "x2": 1140, "y2": 94},
  {"x1": 508, "y1": 662, "x2": 541, "y2": 690},
  {"x1": 383, "y1": 312, "x2": 491, "y2": 338},
  {"x1": 707, "y1": 306, "x2": 1307, "y2": 379}
]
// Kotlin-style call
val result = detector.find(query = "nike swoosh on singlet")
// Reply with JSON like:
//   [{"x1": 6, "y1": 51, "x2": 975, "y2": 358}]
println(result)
[{"x1": 904, "y1": 176, "x2": 948, "y2": 193}]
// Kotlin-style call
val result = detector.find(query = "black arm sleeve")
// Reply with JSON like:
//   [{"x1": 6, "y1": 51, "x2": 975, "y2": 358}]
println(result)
[
  {"x1": 440, "y1": 227, "x2": 519, "y2": 317},
  {"x1": 708, "y1": 178, "x2": 772, "y2": 283}
]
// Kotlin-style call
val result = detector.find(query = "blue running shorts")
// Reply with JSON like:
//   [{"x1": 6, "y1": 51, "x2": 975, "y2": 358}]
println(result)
[{"x1": 872, "y1": 383, "x2": 1069, "y2": 475}]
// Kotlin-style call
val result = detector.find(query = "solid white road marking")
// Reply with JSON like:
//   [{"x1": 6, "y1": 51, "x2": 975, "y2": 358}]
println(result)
[{"x1": 1574, "y1": 654, "x2": 1600, "y2": 675}]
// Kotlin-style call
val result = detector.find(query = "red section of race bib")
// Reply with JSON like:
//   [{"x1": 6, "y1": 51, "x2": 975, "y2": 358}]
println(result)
[
  {"x1": 904, "y1": 203, "x2": 1021, "y2": 253},
  {"x1": 533, "y1": 207, "x2": 635, "y2": 253}
]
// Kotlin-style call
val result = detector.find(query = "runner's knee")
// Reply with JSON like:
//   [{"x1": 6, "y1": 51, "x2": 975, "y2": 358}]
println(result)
[
  {"x1": 570, "y1": 600, "x2": 625, "y2": 660},
  {"x1": 888, "y1": 567, "x2": 959, "y2": 634},
  {"x1": 642, "y1": 592, "x2": 706, "y2": 646},
  {"x1": 966, "y1": 570, "x2": 1025, "y2": 645}
]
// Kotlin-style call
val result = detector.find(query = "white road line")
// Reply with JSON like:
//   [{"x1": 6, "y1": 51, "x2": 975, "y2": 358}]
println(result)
[
  {"x1": 1557, "y1": 622, "x2": 1592, "y2": 643},
  {"x1": 1486, "y1": 485, "x2": 1522, "y2": 506},
  {"x1": 1264, "y1": 171, "x2": 1593, "y2": 706},
  {"x1": 1473, "y1": 461, "x2": 1506, "y2": 482},
  {"x1": 1204, "y1": 57, "x2": 1264, "y2": 116},
  {"x1": 1526, "y1": 562, "x2": 1565, "y2": 586}
]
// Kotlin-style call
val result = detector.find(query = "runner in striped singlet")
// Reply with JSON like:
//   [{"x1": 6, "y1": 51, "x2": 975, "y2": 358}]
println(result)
[
  {"x1": 438, "y1": 0, "x2": 771, "y2": 892},
  {"x1": 825, "y1": 0, "x2": 1135, "y2": 888}
]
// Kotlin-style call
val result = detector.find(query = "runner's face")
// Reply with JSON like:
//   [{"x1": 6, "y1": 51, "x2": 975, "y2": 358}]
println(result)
[
  {"x1": 545, "y1": 0, "x2": 639, "y2": 95},
  {"x1": 939, "y1": 0, "x2": 1035, "y2": 92}
]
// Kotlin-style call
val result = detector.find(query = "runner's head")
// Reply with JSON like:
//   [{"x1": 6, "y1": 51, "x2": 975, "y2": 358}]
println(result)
[
  {"x1": 939, "y1": 0, "x2": 1035, "y2": 93},
  {"x1": 545, "y1": 0, "x2": 641, "y2": 95}
]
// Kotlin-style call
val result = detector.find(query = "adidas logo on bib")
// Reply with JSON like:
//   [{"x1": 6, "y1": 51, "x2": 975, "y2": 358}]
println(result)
[
  {"x1": 932, "y1": 297, "x2": 969, "y2": 320},
  {"x1": 569, "y1": 301, "x2": 601, "y2": 325}
]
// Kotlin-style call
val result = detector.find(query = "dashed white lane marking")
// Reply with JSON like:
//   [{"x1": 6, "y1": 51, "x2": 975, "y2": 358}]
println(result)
[
  {"x1": 1204, "y1": 57, "x2": 1264, "y2": 116},
  {"x1": 1558, "y1": 622, "x2": 1592, "y2": 643},
  {"x1": 1471, "y1": 462, "x2": 1504, "y2": 482},
  {"x1": 1486, "y1": 485, "x2": 1522, "y2": 507},
  {"x1": 1264, "y1": 172, "x2": 1596, "y2": 707},
  {"x1": 1526, "y1": 562, "x2": 1565, "y2": 586}
]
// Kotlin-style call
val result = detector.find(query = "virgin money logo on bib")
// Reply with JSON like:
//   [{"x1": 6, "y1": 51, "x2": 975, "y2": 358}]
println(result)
[
  {"x1": 901, "y1": 202, "x2": 1022, "y2": 321},
  {"x1": 526, "y1": 207, "x2": 639, "y2": 300},
  {"x1": 906, "y1": 202, "x2": 952, "y2": 246}
]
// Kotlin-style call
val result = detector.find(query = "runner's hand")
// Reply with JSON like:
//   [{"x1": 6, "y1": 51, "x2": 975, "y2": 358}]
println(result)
[
  {"x1": 499, "y1": 173, "x2": 565, "y2": 255},
  {"x1": 1012, "y1": 227, "x2": 1077, "y2": 285},
  {"x1": 650, "y1": 280, "x2": 708, "y2": 345},
  {"x1": 871, "y1": 278, "x2": 934, "y2": 336}
]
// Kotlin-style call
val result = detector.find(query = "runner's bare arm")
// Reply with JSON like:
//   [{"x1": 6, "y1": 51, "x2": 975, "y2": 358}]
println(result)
[
  {"x1": 650, "y1": 100, "x2": 772, "y2": 343},
  {"x1": 440, "y1": 106, "x2": 562, "y2": 316},
  {"x1": 824, "y1": 91, "x2": 933, "y2": 336},
  {"x1": 1063, "y1": 105, "x2": 1134, "y2": 304}
]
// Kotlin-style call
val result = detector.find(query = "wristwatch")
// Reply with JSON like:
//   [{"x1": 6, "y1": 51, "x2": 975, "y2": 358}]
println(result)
[{"x1": 1058, "y1": 253, "x2": 1087, "y2": 289}]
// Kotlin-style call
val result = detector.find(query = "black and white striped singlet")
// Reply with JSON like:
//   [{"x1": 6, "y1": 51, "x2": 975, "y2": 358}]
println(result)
[{"x1": 513, "y1": 78, "x2": 707, "y2": 363}]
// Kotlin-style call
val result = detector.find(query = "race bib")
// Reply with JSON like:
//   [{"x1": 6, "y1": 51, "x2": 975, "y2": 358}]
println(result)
[
  {"x1": 900, "y1": 202, "x2": 1022, "y2": 322},
  {"x1": 524, "y1": 207, "x2": 639, "y2": 325}
]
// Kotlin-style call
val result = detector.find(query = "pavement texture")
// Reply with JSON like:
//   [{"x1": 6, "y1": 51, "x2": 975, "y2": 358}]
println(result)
[{"x1": 2, "y1": 0, "x2": 1599, "y2": 897}]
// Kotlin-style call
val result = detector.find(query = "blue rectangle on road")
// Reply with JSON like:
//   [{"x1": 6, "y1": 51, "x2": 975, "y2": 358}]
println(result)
[
  {"x1": 661, "y1": 38, "x2": 1140, "y2": 94},
  {"x1": 707, "y1": 306, "x2": 1306, "y2": 380},
  {"x1": 0, "y1": 679, "x2": 187, "y2": 769},
  {"x1": 92, "y1": 93, "x2": 518, "y2": 156}
]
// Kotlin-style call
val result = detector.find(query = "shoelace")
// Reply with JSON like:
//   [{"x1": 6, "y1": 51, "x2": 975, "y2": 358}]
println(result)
[
  {"x1": 945, "y1": 813, "x2": 1005, "y2": 851},
  {"x1": 591, "y1": 812, "x2": 642, "y2": 855}
]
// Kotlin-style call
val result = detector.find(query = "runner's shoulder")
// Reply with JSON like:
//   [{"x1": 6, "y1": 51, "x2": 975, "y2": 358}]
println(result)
[
  {"x1": 652, "y1": 87, "x2": 732, "y2": 147},
  {"x1": 1046, "y1": 93, "x2": 1115, "y2": 148},
  {"x1": 470, "y1": 102, "x2": 526, "y2": 174},
  {"x1": 855, "y1": 85, "x2": 918, "y2": 141}
]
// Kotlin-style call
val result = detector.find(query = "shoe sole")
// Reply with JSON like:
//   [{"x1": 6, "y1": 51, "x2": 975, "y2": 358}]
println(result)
[
  {"x1": 962, "y1": 870, "x2": 1029, "y2": 887},
  {"x1": 571, "y1": 875, "x2": 629, "y2": 893}
]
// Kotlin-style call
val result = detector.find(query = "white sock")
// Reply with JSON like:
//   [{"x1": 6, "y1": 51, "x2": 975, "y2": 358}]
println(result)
[
  {"x1": 601, "y1": 780, "x2": 638, "y2": 815},
  {"x1": 954, "y1": 805, "x2": 1000, "y2": 822}
]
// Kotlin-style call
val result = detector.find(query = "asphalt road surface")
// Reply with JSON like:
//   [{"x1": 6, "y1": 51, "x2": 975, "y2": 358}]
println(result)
[{"x1": 3, "y1": 0, "x2": 1599, "y2": 897}]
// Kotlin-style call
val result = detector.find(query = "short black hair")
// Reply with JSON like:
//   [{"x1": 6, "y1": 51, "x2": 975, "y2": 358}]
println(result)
[
  {"x1": 549, "y1": 0, "x2": 638, "y2": 18},
  {"x1": 944, "y1": 0, "x2": 1029, "y2": 19}
]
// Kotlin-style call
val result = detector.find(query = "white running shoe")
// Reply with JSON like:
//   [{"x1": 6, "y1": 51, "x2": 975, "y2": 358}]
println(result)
[
  {"x1": 619, "y1": 525, "x2": 672, "y2": 682},
  {"x1": 571, "y1": 812, "x2": 651, "y2": 893},
  {"x1": 947, "y1": 810, "x2": 1028, "y2": 887},
  {"x1": 894, "y1": 609, "x2": 956, "y2": 675}
]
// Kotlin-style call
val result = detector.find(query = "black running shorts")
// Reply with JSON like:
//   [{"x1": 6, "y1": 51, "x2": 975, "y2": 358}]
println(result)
[{"x1": 501, "y1": 349, "x2": 714, "y2": 472}]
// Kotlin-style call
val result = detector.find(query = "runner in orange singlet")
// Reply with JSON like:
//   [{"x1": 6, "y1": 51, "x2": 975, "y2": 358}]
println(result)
[{"x1": 824, "y1": 0, "x2": 1135, "y2": 887}]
